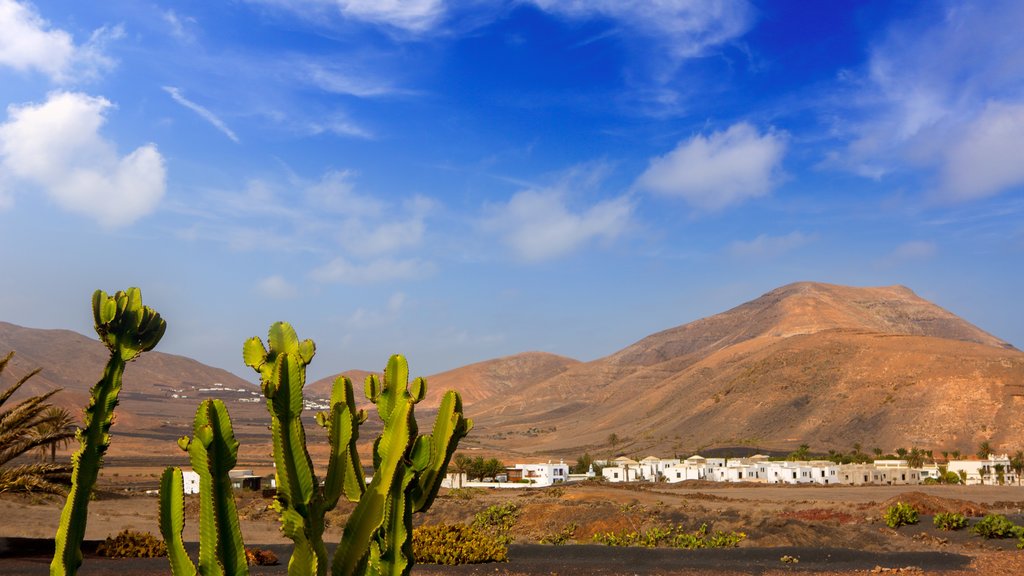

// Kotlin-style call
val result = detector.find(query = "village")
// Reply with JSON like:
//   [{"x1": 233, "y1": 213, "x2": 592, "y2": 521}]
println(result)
[{"x1": 436, "y1": 453, "x2": 1022, "y2": 490}]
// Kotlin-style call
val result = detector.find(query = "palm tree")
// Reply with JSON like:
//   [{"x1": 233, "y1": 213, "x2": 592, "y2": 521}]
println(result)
[
  {"x1": 34, "y1": 406, "x2": 77, "y2": 462},
  {"x1": 1011, "y1": 450, "x2": 1024, "y2": 486},
  {"x1": 0, "y1": 352, "x2": 76, "y2": 494},
  {"x1": 977, "y1": 440, "x2": 992, "y2": 460}
]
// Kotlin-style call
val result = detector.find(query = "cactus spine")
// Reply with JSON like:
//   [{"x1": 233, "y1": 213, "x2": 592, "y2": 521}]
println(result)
[
  {"x1": 51, "y1": 288, "x2": 166, "y2": 576},
  {"x1": 242, "y1": 322, "x2": 366, "y2": 576},
  {"x1": 159, "y1": 399, "x2": 248, "y2": 576}
]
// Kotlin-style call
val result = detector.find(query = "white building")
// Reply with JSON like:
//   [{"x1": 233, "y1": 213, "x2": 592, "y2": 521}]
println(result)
[
  {"x1": 602, "y1": 457, "x2": 642, "y2": 482},
  {"x1": 182, "y1": 470, "x2": 200, "y2": 495},
  {"x1": 948, "y1": 455, "x2": 1018, "y2": 485},
  {"x1": 510, "y1": 461, "x2": 569, "y2": 486}
]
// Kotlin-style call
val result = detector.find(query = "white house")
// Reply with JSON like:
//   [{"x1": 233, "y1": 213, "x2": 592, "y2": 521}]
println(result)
[
  {"x1": 182, "y1": 470, "x2": 200, "y2": 495},
  {"x1": 948, "y1": 455, "x2": 1018, "y2": 485},
  {"x1": 602, "y1": 457, "x2": 642, "y2": 482},
  {"x1": 510, "y1": 461, "x2": 569, "y2": 486},
  {"x1": 663, "y1": 461, "x2": 709, "y2": 483}
]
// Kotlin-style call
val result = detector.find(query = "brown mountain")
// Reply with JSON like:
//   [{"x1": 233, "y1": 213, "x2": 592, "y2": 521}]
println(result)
[
  {"x1": 306, "y1": 352, "x2": 579, "y2": 409},
  {"x1": 0, "y1": 321, "x2": 268, "y2": 458},
  {"x1": 467, "y1": 282, "x2": 1024, "y2": 458}
]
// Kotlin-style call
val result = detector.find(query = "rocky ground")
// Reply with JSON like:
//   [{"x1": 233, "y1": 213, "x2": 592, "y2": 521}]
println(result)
[{"x1": 3, "y1": 476, "x2": 1024, "y2": 574}]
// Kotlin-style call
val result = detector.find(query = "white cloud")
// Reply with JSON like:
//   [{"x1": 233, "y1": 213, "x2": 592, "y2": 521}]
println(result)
[
  {"x1": 830, "y1": 1, "x2": 1024, "y2": 200},
  {"x1": 249, "y1": 0, "x2": 446, "y2": 33},
  {"x1": 298, "y1": 61, "x2": 405, "y2": 98},
  {"x1": 339, "y1": 195, "x2": 433, "y2": 256},
  {"x1": 635, "y1": 123, "x2": 786, "y2": 210},
  {"x1": 347, "y1": 291, "x2": 406, "y2": 328},
  {"x1": 256, "y1": 275, "x2": 298, "y2": 299},
  {"x1": 483, "y1": 167, "x2": 632, "y2": 262},
  {"x1": 880, "y1": 240, "x2": 937, "y2": 267},
  {"x1": 305, "y1": 170, "x2": 383, "y2": 216},
  {"x1": 163, "y1": 86, "x2": 240, "y2": 143},
  {"x1": 0, "y1": 91, "x2": 166, "y2": 227},
  {"x1": 941, "y1": 102, "x2": 1024, "y2": 201},
  {"x1": 528, "y1": 0, "x2": 754, "y2": 59},
  {"x1": 162, "y1": 9, "x2": 197, "y2": 42},
  {"x1": 729, "y1": 231, "x2": 812, "y2": 258},
  {"x1": 310, "y1": 256, "x2": 434, "y2": 284},
  {"x1": 306, "y1": 116, "x2": 374, "y2": 139},
  {"x1": 340, "y1": 0, "x2": 445, "y2": 31},
  {"x1": 0, "y1": 0, "x2": 120, "y2": 82}
]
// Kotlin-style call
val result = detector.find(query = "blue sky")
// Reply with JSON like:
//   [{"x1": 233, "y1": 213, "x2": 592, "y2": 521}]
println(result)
[{"x1": 1, "y1": 0, "x2": 1022, "y2": 382}]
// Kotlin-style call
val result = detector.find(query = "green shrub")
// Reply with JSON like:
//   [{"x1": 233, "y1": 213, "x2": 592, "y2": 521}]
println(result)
[
  {"x1": 96, "y1": 530, "x2": 167, "y2": 558},
  {"x1": 972, "y1": 514, "x2": 1024, "y2": 539},
  {"x1": 446, "y1": 487, "x2": 485, "y2": 500},
  {"x1": 539, "y1": 522, "x2": 577, "y2": 545},
  {"x1": 472, "y1": 502, "x2": 520, "y2": 544},
  {"x1": 592, "y1": 523, "x2": 745, "y2": 549},
  {"x1": 883, "y1": 502, "x2": 918, "y2": 528},
  {"x1": 413, "y1": 524, "x2": 508, "y2": 564},
  {"x1": 933, "y1": 512, "x2": 968, "y2": 531}
]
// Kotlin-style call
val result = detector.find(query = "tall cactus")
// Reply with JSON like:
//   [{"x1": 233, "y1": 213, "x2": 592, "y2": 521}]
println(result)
[
  {"x1": 243, "y1": 322, "x2": 472, "y2": 576},
  {"x1": 242, "y1": 322, "x2": 366, "y2": 576},
  {"x1": 51, "y1": 288, "x2": 166, "y2": 576},
  {"x1": 159, "y1": 399, "x2": 248, "y2": 576},
  {"x1": 333, "y1": 354, "x2": 473, "y2": 576}
]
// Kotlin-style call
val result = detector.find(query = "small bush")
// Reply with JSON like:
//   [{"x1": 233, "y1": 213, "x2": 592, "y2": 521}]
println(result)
[
  {"x1": 96, "y1": 530, "x2": 167, "y2": 558},
  {"x1": 592, "y1": 523, "x2": 745, "y2": 549},
  {"x1": 446, "y1": 487, "x2": 484, "y2": 500},
  {"x1": 413, "y1": 524, "x2": 508, "y2": 564},
  {"x1": 933, "y1": 512, "x2": 968, "y2": 531},
  {"x1": 972, "y1": 514, "x2": 1024, "y2": 539},
  {"x1": 472, "y1": 502, "x2": 520, "y2": 544},
  {"x1": 538, "y1": 522, "x2": 577, "y2": 545},
  {"x1": 883, "y1": 502, "x2": 918, "y2": 528}
]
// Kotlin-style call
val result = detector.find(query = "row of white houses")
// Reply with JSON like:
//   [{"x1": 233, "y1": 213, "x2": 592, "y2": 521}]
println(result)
[{"x1": 600, "y1": 454, "x2": 1021, "y2": 486}]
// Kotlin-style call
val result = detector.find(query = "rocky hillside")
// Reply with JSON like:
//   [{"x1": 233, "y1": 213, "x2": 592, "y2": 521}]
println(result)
[{"x1": 466, "y1": 282, "x2": 1024, "y2": 458}]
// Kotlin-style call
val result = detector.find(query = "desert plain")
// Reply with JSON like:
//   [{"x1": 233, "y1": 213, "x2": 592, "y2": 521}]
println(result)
[{"x1": 2, "y1": 459, "x2": 1024, "y2": 575}]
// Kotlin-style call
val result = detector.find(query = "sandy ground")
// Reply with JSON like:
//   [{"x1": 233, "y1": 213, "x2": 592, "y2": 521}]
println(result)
[{"x1": 3, "y1": 470, "x2": 1024, "y2": 574}]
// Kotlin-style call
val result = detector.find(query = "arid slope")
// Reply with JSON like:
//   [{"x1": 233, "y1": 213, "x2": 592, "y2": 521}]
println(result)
[{"x1": 467, "y1": 282, "x2": 1024, "y2": 457}]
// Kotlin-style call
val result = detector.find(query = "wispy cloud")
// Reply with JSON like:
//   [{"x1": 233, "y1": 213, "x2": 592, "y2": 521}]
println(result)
[
  {"x1": 310, "y1": 256, "x2": 434, "y2": 284},
  {"x1": 162, "y1": 9, "x2": 197, "y2": 43},
  {"x1": 826, "y1": 1, "x2": 1024, "y2": 201},
  {"x1": 163, "y1": 86, "x2": 239, "y2": 143},
  {"x1": 634, "y1": 122, "x2": 787, "y2": 210},
  {"x1": 528, "y1": 0, "x2": 753, "y2": 60},
  {"x1": 879, "y1": 240, "x2": 937, "y2": 267},
  {"x1": 0, "y1": 91, "x2": 165, "y2": 227},
  {"x1": 482, "y1": 164, "x2": 632, "y2": 262},
  {"x1": 729, "y1": 231, "x2": 813, "y2": 259},
  {"x1": 0, "y1": 0, "x2": 121, "y2": 82},
  {"x1": 256, "y1": 275, "x2": 298, "y2": 299}
]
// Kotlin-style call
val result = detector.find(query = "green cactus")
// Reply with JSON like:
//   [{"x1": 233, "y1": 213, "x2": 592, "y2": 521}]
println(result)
[
  {"x1": 243, "y1": 322, "x2": 472, "y2": 576},
  {"x1": 333, "y1": 354, "x2": 473, "y2": 576},
  {"x1": 159, "y1": 399, "x2": 248, "y2": 576},
  {"x1": 242, "y1": 322, "x2": 366, "y2": 576},
  {"x1": 51, "y1": 288, "x2": 166, "y2": 576}
]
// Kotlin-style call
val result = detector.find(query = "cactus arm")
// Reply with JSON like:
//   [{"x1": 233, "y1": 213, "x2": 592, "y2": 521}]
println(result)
[
  {"x1": 51, "y1": 288, "x2": 165, "y2": 576},
  {"x1": 321, "y1": 375, "x2": 365, "y2": 507},
  {"x1": 247, "y1": 322, "x2": 338, "y2": 576},
  {"x1": 268, "y1": 352, "x2": 325, "y2": 575},
  {"x1": 187, "y1": 400, "x2": 247, "y2": 576},
  {"x1": 159, "y1": 467, "x2": 197, "y2": 576},
  {"x1": 373, "y1": 468, "x2": 416, "y2": 576},
  {"x1": 332, "y1": 401, "x2": 416, "y2": 576},
  {"x1": 409, "y1": 390, "x2": 473, "y2": 512}
]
